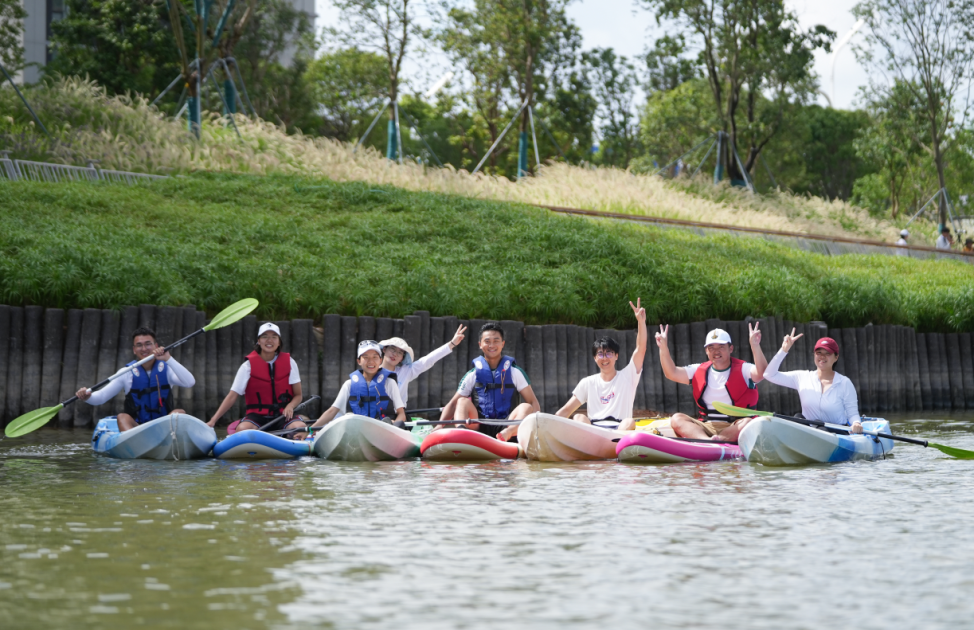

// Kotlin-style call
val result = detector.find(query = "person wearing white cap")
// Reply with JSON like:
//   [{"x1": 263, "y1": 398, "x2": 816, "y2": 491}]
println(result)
[
  {"x1": 656, "y1": 322, "x2": 768, "y2": 442},
  {"x1": 896, "y1": 229, "x2": 909, "y2": 254},
  {"x1": 206, "y1": 322, "x2": 305, "y2": 433},
  {"x1": 380, "y1": 324, "x2": 467, "y2": 407},
  {"x1": 310, "y1": 340, "x2": 407, "y2": 429}
]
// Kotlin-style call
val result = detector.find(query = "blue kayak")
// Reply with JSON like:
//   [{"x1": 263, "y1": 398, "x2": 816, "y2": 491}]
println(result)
[
  {"x1": 91, "y1": 415, "x2": 217, "y2": 460},
  {"x1": 212, "y1": 430, "x2": 312, "y2": 459},
  {"x1": 738, "y1": 416, "x2": 895, "y2": 466}
]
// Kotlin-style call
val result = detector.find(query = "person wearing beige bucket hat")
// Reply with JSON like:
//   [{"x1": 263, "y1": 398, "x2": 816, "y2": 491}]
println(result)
[{"x1": 379, "y1": 324, "x2": 467, "y2": 407}]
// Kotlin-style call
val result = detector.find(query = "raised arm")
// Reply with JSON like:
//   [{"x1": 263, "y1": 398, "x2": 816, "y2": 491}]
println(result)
[
  {"x1": 631, "y1": 298, "x2": 647, "y2": 373},
  {"x1": 656, "y1": 325, "x2": 689, "y2": 384},
  {"x1": 747, "y1": 321, "x2": 767, "y2": 383},
  {"x1": 762, "y1": 328, "x2": 803, "y2": 390}
]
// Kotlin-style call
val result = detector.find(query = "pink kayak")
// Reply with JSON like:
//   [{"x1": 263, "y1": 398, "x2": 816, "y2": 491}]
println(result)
[
  {"x1": 616, "y1": 431, "x2": 743, "y2": 463},
  {"x1": 421, "y1": 429, "x2": 521, "y2": 461}
]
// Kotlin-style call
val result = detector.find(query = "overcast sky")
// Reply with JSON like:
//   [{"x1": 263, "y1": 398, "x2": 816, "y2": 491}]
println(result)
[{"x1": 314, "y1": 0, "x2": 873, "y2": 111}]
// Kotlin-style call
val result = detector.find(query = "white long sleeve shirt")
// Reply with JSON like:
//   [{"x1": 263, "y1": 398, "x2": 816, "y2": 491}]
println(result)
[
  {"x1": 393, "y1": 343, "x2": 453, "y2": 407},
  {"x1": 84, "y1": 358, "x2": 195, "y2": 406},
  {"x1": 763, "y1": 350, "x2": 861, "y2": 426}
]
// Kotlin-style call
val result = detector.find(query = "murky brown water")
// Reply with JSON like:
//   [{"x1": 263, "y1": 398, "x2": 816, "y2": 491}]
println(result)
[{"x1": 2, "y1": 414, "x2": 973, "y2": 629}]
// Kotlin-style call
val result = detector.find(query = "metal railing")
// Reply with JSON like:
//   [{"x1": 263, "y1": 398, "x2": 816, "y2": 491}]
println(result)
[{"x1": 0, "y1": 154, "x2": 167, "y2": 185}]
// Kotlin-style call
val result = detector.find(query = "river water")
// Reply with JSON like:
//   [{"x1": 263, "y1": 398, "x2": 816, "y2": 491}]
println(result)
[{"x1": 2, "y1": 414, "x2": 973, "y2": 629}]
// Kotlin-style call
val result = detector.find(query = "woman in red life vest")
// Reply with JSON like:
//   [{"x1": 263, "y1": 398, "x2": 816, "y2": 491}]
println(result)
[
  {"x1": 656, "y1": 323, "x2": 768, "y2": 442},
  {"x1": 206, "y1": 323, "x2": 305, "y2": 432}
]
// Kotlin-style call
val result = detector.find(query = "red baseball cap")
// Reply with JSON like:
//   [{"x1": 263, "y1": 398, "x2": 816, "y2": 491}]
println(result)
[{"x1": 814, "y1": 337, "x2": 839, "y2": 355}]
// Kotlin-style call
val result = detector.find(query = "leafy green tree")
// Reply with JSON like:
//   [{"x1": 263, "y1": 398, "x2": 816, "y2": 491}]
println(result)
[
  {"x1": 795, "y1": 106, "x2": 873, "y2": 201},
  {"x1": 637, "y1": 77, "x2": 717, "y2": 173},
  {"x1": 583, "y1": 47, "x2": 641, "y2": 168},
  {"x1": 0, "y1": 0, "x2": 27, "y2": 72},
  {"x1": 644, "y1": 35, "x2": 697, "y2": 92},
  {"x1": 303, "y1": 47, "x2": 389, "y2": 141},
  {"x1": 640, "y1": 0, "x2": 833, "y2": 181}
]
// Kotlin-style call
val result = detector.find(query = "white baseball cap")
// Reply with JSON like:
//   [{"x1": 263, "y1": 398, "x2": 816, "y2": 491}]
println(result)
[
  {"x1": 900, "y1": 229, "x2": 910, "y2": 237},
  {"x1": 357, "y1": 340, "x2": 383, "y2": 359},
  {"x1": 258, "y1": 322, "x2": 281, "y2": 337},
  {"x1": 379, "y1": 337, "x2": 414, "y2": 365},
  {"x1": 704, "y1": 328, "x2": 733, "y2": 347}
]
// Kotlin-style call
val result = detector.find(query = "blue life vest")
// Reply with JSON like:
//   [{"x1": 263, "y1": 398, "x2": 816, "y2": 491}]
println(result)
[
  {"x1": 473, "y1": 355, "x2": 517, "y2": 419},
  {"x1": 125, "y1": 360, "x2": 172, "y2": 424},
  {"x1": 348, "y1": 368, "x2": 397, "y2": 419}
]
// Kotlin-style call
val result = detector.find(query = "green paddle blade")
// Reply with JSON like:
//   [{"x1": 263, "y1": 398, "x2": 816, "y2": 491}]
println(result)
[
  {"x1": 712, "y1": 401, "x2": 771, "y2": 418},
  {"x1": 202, "y1": 298, "x2": 259, "y2": 332},
  {"x1": 4, "y1": 404, "x2": 63, "y2": 438},
  {"x1": 929, "y1": 442, "x2": 974, "y2": 460}
]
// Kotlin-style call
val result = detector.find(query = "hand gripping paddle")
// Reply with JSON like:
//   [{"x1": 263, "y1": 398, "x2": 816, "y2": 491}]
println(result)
[
  {"x1": 4, "y1": 298, "x2": 259, "y2": 438},
  {"x1": 711, "y1": 401, "x2": 974, "y2": 460}
]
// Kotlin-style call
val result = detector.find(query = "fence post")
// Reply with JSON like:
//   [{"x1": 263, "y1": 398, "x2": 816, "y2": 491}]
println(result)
[
  {"x1": 442, "y1": 316, "x2": 461, "y2": 403},
  {"x1": 321, "y1": 315, "x2": 342, "y2": 407},
  {"x1": 114, "y1": 306, "x2": 139, "y2": 415},
  {"x1": 95, "y1": 310, "x2": 120, "y2": 412},
  {"x1": 945, "y1": 333, "x2": 965, "y2": 410},
  {"x1": 74, "y1": 309, "x2": 103, "y2": 427},
  {"x1": 5, "y1": 308, "x2": 24, "y2": 423},
  {"x1": 403, "y1": 315, "x2": 422, "y2": 406},
  {"x1": 428, "y1": 317, "x2": 446, "y2": 410},
  {"x1": 0, "y1": 306, "x2": 9, "y2": 424},
  {"x1": 192, "y1": 311, "x2": 207, "y2": 418},
  {"x1": 524, "y1": 326, "x2": 545, "y2": 412},
  {"x1": 916, "y1": 334, "x2": 931, "y2": 411},
  {"x1": 40, "y1": 308, "x2": 64, "y2": 416},
  {"x1": 57, "y1": 310, "x2": 83, "y2": 427},
  {"x1": 21, "y1": 306, "x2": 44, "y2": 414}
]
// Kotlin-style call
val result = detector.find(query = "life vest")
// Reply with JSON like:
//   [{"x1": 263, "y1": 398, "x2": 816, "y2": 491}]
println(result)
[
  {"x1": 473, "y1": 355, "x2": 517, "y2": 420},
  {"x1": 244, "y1": 351, "x2": 294, "y2": 416},
  {"x1": 126, "y1": 360, "x2": 172, "y2": 424},
  {"x1": 691, "y1": 358, "x2": 758, "y2": 418},
  {"x1": 348, "y1": 368, "x2": 397, "y2": 419}
]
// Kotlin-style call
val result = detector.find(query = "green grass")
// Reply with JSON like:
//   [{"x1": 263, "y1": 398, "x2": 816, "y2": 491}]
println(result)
[{"x1": 1, "y1": 172, "x2": 973, "y2": 332}]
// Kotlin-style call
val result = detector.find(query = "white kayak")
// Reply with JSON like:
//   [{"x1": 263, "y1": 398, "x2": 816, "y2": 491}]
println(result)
[
  {"x1": 517, "y1": 413, "x2": 628, "y2": 462},
  {"x1": 91, "y1": 414, "x2": 217, "y2": 460},
  {"x1": 738, "y1": 416, "x2": 894, "y2": 466},
  {"x1": 312, "y1": 414, "x2": 421, "y2": 461}
]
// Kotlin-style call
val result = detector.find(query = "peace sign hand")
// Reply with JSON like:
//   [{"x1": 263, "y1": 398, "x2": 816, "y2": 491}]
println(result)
[
  {"x1": 630, "y1": 298, "x2": 645, "y2": 323},
  {"x1": 781, "y1": 327, "x2": 804, "y2": 352},
  {"x1": 451, "y1": 324, "x2": 467, "y2": 348},
  {"x1": 748, "y1": 321, "x2": 762, "y2": 346},
  {"x1": 655, "y1": 324, "x2": 669, "y2": 349}
]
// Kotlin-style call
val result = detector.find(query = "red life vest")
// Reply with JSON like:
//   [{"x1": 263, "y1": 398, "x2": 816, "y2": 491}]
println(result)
[
  {"x1": 244, "y1": 351, "x2": 294, "y2": 416},
  {"x1": 691, "y1": 357, "x2": 758, "y2": 418}
]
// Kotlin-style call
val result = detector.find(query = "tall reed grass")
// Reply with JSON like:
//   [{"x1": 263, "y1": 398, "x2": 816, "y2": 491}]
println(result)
[
  {"x1": 0, "y1": 78, "x2": 934, "y2": 245},
  {"x1": 1, "y1": 174, "x2": 971, "y2": 332}
]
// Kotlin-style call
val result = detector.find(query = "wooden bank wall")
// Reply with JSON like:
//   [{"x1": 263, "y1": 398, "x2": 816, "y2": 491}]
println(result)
[{"x1": 1, "y1": 305, "x2": 972, "y2": 428}]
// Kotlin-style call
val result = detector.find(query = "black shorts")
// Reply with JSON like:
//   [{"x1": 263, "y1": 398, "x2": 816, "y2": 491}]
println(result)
[
  {"x1": 591, "y1": 416, "x2": 621, "y2": 428},
  {"x1": 239, "y1": 413, "x2": 306, "y2": 430}
]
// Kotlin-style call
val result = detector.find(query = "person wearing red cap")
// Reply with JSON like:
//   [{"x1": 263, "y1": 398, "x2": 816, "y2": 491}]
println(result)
[{"x1": 763, "y1": 329, "x2": 862, "y2": 433}]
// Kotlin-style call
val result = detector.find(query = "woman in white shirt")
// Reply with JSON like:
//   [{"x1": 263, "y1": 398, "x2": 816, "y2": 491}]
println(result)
[
  {"x1": 764, "y1": 330, "x2": 862, "y2": 433},
  {"x1": 379, "y1": 324, "x2": 466, "y2": 407}
]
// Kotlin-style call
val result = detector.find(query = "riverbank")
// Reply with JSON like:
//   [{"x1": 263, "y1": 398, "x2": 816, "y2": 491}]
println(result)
[{"x1": 2, "y1": 172, "x2": 973, "y2": 332}]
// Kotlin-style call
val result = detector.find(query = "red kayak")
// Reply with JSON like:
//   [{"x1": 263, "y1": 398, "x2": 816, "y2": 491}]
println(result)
[
  {"x1": 616, "y1": 431, "x2": 743, "y2": 463},
  {"x1": 420, "y1": 429, "x2": 520, "y2": 461}
]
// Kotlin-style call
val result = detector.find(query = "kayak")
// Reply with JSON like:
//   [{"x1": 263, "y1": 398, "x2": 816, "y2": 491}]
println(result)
[
  {"x1": 517, "y1": 413, "x2": 628, "y2": 462},
  {"x1": 616, "y1": 431, "x2": 743, "y2": 464},
  {"x1": 312, "y1": 414, "x2": 421, "y2": 461},
  {"x1": 738, "y1": 416, "x2": 894, "y2": 466},
  {"x1": 213, "y1": 430, "x2": 312, "y2": 459},
  {"x1": 91, "y1": 414, "x2": 217, "y2": 460},
  {"x1": 420, "y1": 429, "x2": 521, "y2": 461}
]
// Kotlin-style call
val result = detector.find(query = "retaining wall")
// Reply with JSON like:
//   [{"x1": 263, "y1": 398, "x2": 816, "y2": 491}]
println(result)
[{"x1": 1, "y1": 304, "x2": 971, "y2": 427}]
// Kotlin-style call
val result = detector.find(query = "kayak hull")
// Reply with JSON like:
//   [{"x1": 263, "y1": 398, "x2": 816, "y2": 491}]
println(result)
[
  {"x1": 517, "y1": 413, "x2": 627, "y2": 462},
  {"x1": 420, "y1": 429, "x2": 520, "y2": 461},
  {"x1": 313, "y1": 414, "x2": 420, "y2": 461},
  {"x1": 616, "y1": 431, "x2": 743, "y2": 463},
  {"x1": 738, "y1": 416, "x2": 894, "y2": 466},
  {"x1": 91, "y1": 414, "x2": 216, "y2": 460},
  {"x1": 213, "y1": 430, "x2": 311, "y2": 459}
]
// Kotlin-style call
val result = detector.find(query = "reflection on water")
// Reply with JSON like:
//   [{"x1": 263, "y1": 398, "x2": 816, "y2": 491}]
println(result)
[{"x1": 1, "y1": 418, "x2": 973, "y2": 629}]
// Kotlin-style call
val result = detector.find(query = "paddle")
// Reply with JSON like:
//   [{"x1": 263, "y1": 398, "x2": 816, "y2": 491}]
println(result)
[
  {"x1": 227, "y1": 396, "x2": 321, "y2": 435},
  {"x1": 711, "y1": 401, "x2": 974, "y2": 459},
  {"x1": 4, "y1": 298, "x2": 260, "y2": 439},
  {"x1": 267, "y1": 416, "x2": 523, "y2": 437}
]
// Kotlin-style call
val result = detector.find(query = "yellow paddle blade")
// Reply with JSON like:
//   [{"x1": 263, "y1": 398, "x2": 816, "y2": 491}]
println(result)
[
  {"x1": 203, "y1": 298, "x2": 259, "y2": 332},
  {"x1": 4, "y1": 404, "x2": 63, "y2": 438},
  {"x1": 712, "y1": 401, "x2": 770, "y2": 418}
]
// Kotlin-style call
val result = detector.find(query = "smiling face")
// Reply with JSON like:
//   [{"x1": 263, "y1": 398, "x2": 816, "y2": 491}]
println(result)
[
  {"x1": 594, "y1": 349, "x2": 618, "y2": 372},
  {"x1": 358, "y1": 349, "x2": 383, "y2": 377},
  {"x1": 814, "y1": 348, "x2": 838, "y2": 371},
  {"x1": 705, "y1": 343, "x2": 733, "y2": 369},
  {"x1": 479, "y1": 331, "x2": 505, "y2": 361},
  {"x1": 132, "y1": 334, "x2": 157, "y2": 361},
  {"x1": 382, "y1": 345, "x2": 405, "y2": 369},
  {"x1": 258, "y1": 332, "x2": 281, "y2": 355}
]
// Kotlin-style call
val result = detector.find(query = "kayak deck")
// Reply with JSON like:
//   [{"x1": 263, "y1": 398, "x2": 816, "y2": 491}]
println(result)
[
  {"x1": 213, "y1": 430, "x2": 312, "y2": 459},
  {"x1": 421, "y1": 429, "x2": 521, "y2": 461},
  {"x1": 313, "y1": 414, "x2": 421, "y2": 461},
  {"x1": 616, "y1": 431, "x2": 743, "y2": 463},
  {"x1": 739, "y1": 416, "x2": 894, "y2": 466},
  {"x1": 91, "y1": 414, "x2": 217, "y2": 460}
]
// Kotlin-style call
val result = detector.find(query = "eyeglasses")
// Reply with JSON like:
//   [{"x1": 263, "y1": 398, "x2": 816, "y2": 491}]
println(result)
[
  {"x1": 595, "y1": 352, "x2": 617, "y2": 359},
  {"x1": 134, "y1": 341, "x2": 156, "y2": 350},
  {"x1": 385, "y1": 347, "x2": 404, "y2": 355}
]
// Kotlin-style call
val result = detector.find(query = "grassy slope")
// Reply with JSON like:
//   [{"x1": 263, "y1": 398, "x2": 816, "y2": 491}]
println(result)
[{"x1": 1, "y1": 173, "x2": 972, "y2": 332}]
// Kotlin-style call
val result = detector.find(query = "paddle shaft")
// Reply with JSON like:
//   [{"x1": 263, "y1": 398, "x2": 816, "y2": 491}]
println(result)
[
  {"x1": 256, "y1": 396, "x2": 320, "y2": 433},
  {"x1": 773, "y1": 413, "x2": 928, "y2": 447},
  {"x1": 268, "y1": 416, "x2": 521, "y2": 436}
]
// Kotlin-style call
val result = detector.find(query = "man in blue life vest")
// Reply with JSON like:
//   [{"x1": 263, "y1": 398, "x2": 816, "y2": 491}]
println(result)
[
  {"x1": 75, "y1": 327, "x2": 196, "y2": 431},
  {"x1": 310, "y1": 340, "x2": 407, "y2": 429},
  {"x1": 439, "y1": 322, "x2": 541, "y2": 442},
  {"x1": 656, "y1": 323, "x2": 768, "y2": 442}
]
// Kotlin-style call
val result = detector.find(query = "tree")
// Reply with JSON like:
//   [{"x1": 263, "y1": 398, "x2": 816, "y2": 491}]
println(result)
[
  {"x1": 327, "y1": 0, "x2": 417, "y2": 159},
  {"x1": 303, "y1": 47, "x2": 389, "y2": 141},
  {"x1": 644, "y1": 35, "x2": 697, "y2": 92},
  {"x1": 796, "y1": 106, "x2": 874, "y2": 201},
  {"x1": 638, "y1": 77, "x2": 717, "y2": 173},
  {"x1": 640, "y1": 0, "x2": 833, "y2": 182},
  {"x1": 853, "y1": 0, "x2": 974, "y2": 227},
  {"x1": 0, "y1": 0, "x2": 27, "y2": 73},
  {"x1": 583, "y1": 47, "x2": 641, "y2": 168}
]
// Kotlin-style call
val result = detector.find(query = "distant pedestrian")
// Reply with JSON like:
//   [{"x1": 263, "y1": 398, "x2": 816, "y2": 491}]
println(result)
[
  {"x1": 936, "y1": 227, "x2": 953, "y2": 250},
  {"x1": 965, "y1": 238, "x2": 973, "y2": 253},
  {"x1": 895, "y1": 229, "x2": 909, "y2": 255}
]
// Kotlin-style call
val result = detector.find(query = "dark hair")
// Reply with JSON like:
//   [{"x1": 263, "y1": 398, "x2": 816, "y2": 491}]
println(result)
[
  {"x1": 131, "y1": 327, "x2": 158, "y2": 343},
  {"x1": 592, "y1": 336, "x2": 620, "y2": 357},
  {"x1": 480, "y1": 322, "x2": 504, "y2": 341}
]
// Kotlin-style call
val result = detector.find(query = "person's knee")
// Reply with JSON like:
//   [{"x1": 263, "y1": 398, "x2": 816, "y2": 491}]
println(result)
[
  {"x1": 572, "y1": 413, "x2": 591, "y2": 424},
  {"x1": 172, "y1": 408, "x2": 186, "y2": 415},
  {"x1": 510, "y1": 403, "x2": 534, "y2": 420},
  {"x1": 619, "y1": 418, "x2": 636, "y2": 431},
  {"x1": 670, "y1": 413, "x2": 692, "y2": 428}
]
